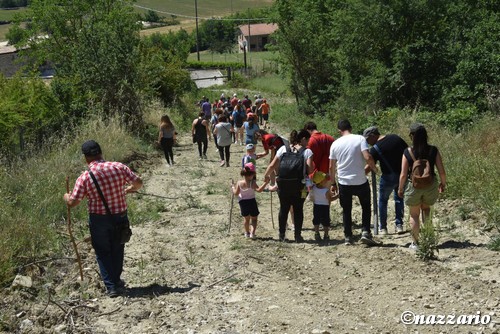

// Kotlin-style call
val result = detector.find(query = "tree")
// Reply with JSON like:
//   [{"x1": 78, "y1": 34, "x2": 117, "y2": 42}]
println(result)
[{"x1": 10, "y1": 0, "x2": 144, "y2": 126}]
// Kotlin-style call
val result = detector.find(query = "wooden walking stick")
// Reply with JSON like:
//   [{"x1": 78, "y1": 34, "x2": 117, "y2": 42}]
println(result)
[
  {"x1": 371, "y1": 171, "x2": 379, "y2": 236},
  {"x1": 228, "y1": 178, "x2": 235, "y2": 234},
  {"x1": 270, "y1": 191, "x2": 275, "y2": 230},
  {"x1": 66, "y1": 176, "x2": 84, "y2": 281}
]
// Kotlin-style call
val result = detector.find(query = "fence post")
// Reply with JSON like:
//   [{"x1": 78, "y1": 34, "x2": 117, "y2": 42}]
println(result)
[{"x1": 227, "y1": 67, "x2": 232, "y2": 81}]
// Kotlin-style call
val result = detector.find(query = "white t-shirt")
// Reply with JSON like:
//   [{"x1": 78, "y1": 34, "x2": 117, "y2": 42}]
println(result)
[{"x1": 329, "y1": 133, "x2": 368, "y2": 186}]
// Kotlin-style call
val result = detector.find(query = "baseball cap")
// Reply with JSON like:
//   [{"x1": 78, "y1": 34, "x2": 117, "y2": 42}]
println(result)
[
  {"x1": 246, "y1": 143, "x2": 255, "y2": 150},
  {"x1": 363, "y1": 126, "x2": 380, "y2": 139},
  {"x1": 312, "y1": 171, "x2": 330, "y2": 185},
  {"x1": 81, "y1": 140, "x2": 102, "y2": 156},
  {"x1": 244, "y1": 162, "x2": 256, "y2": 173},
  {"x1": 409, "y1": 122, "x2": 425, "y2": 133}
]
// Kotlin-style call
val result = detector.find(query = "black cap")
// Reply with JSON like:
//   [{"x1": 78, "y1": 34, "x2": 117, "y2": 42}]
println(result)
[
  {"x1": 363, "y1": 126, "x2": 380, "y2": 138},
  {"x1": 81, "y1": 140, "x2": 102, "y2": 156}
]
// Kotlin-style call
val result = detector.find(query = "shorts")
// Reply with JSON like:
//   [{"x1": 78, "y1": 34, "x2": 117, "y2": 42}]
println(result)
[
  {"x1": 262, "y1": 114, "x2": 269, "y2": 121},
  {"x1": 312, "y1": 204, "x2": 331, "y2": 227},
  {"x1": 239, "y1": 198, "x2": 260, "y2": 217},
  {"x1": 404, "y1": 179, "x2": 439, "y2": 207}
]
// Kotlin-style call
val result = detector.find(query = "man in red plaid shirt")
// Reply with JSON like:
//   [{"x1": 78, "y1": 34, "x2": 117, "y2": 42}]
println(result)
[{"x1": 64, "y1": 140, "x2": 143, "y2": 297}]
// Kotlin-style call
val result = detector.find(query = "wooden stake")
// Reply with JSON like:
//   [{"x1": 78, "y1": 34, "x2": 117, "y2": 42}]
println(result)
[{"x1": 66, "y1": 176, "x2": 84, "y2": 281}]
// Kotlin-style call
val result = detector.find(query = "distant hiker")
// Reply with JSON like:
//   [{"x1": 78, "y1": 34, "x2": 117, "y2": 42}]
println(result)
[
  {"x1": 242, "y1": 94, "x2": 252, "y2": 110},
  {"x1": 254, "y1": 94, "x2": 263, "y2": 125},
  {"x1": 211, "y1": 108, "x2": 223, "y2": 150},
  {"x1": 231, "y1": 101, "x2": 247, "y2": 145},
  {"x1": 230, "y1": 93, "x2": 238, "y2": 110},
  {"x1": 398, "y1": 123, "x2": 446, "y2": 251},
  {"x1": 158, "y1": 115, "x2": 176, "y2": 167},
  {"x1": 213, "y1": 114, "x2": 233, "y2": 167},
  {"x1": 363, "y1": 126, "x2": 408, "y2": 235},
  {"x1": 192, "y1": 112, "x2": 210, "y2": 160},
  {"x1": 232, "y1": 162, "x2": 269, "y2": 239},
  {"x1": 304, "y1": 121, "x2": 335, "y2": 173},
  {"x1": 243, "y1": 113, "x2": 260, "y2": 144},
  {"x1": 63, "y1": 140, "x2": 143, "y2": 297},
  {"x1": 329, "y1": 120, "x2": 376, "y2": 246},
  {"x1": 309, "y1": 171, "x2": 336, "y2": 242},
  {"x1": 264, "y1": 129, "x2": 314, "y2": 242},
  {"x1": 201, "y1": 98, "x2": 212, "y2": 120},
  {"x1": 258, "y1": 99, "x2": 270, "y2": 128}
]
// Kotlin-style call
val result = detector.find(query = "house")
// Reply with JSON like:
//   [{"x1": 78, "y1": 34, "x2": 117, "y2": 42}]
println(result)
[{"x1": 238, "y1": 23, "x2": 278, "y2": 52}]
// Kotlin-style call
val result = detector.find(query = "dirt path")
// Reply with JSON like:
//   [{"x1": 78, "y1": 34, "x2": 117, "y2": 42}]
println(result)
[{"x1": 2, "y1": 132, "x2": 499, "y2": 334}]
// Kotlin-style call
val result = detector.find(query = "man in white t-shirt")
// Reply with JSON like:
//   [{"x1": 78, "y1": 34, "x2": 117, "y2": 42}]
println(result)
[{"x1": 329, "y1": 120, "x2": 376, "y2": 245}]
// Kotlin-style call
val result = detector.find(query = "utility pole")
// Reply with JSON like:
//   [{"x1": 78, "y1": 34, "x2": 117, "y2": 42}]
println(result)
[{"x1": 195, "y1": 0, "x2": 200, "y2": 61}]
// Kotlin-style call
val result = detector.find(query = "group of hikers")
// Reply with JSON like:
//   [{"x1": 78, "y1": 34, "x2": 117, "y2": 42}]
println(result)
[
  {"x1": 192, "y1": 93, "x2": 271, "y2": 166},
  {"x1": 231, "y1": 119, "x2": 446, "y2": 251},
  {"x1": 63, "y1": 102, "x2": 446, "y2": 298}
]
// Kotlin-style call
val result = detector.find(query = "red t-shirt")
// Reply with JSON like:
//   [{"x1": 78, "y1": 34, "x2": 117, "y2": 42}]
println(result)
[
  {"x1": 262, "y1": 134, "x2": 284, "y2": 151},
  {"x1": 308, "y1": 132, "x2": 334, "y2": 173}
]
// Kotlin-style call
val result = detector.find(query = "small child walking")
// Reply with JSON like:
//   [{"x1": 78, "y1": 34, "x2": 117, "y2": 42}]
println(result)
[
  {"x1": 310, "y1": 171, "x2": 336, "y2": 242},
  {"x1": 241, "y1": 143, "x2": 258, "y2": 168},
  {"x1": 231, "y1": 163, "x2": 269, "y2": 239}
]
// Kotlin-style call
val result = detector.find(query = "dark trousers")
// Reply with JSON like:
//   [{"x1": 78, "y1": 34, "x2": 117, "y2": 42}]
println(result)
[
  {"x1": 160, "y1": 137, "x2": 174, "y2": 164},
  {"x1": 277, "y1": 188, "x2": 305, "y2": 238},
  {"x1": 339, "y1": 181, "x2": 371, "y2": 237},
  {"x1": 89, "y1": 213, "x2": 127, "y2": 292},
  {"x1": 197, "y1": 138, "x2": 207, "y2": 157},
  {"x1": 218, "y1": 145, "x2": 231, "y2": 163}
]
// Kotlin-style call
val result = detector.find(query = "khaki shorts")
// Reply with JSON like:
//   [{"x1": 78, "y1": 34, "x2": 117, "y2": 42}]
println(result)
[{"x1": 404, "y1": 178, "x2": 439, "y2": 207}]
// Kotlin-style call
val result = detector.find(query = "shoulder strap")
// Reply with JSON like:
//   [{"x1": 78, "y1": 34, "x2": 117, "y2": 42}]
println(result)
[
  {"x1": 88, "y1": 170, "x2": 112, "y2": 216},
  {"x1": 373, "y1": 144, "x2": 395, "y2": 174},
  {"x1": 408, "y1": 147, "x2": 417, "y2": 162}
]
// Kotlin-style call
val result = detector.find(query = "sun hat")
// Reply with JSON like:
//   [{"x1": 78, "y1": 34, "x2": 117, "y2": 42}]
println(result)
[
  {"x1": 244, "y1": 162, "x2": 256, "y2": 173},
  {"x1": 81, "y1": 140, "x2": 102, "y2": 156},
  {"x1": 363, "y1": 126, "x2": 380, "y2": 139},
  {"x1": 246, "y1": 143, "x2": 255, "y2": 150},
  {"x1": 312, "y1": 171, "x2": 330, "y2": 185}
]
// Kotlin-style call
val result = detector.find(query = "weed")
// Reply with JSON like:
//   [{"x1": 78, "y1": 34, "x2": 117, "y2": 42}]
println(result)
[
  {"x1": 417, "y1": 207, "x2": 440, "y2": 261},
  {"x1": 185, "y1": 244, "x2": 197, "y2": 266},
  {"x1": 487, "y1": 235, "x2": 500, "y2": 251},
  {"x1": 465, "y1": 265, "x2": 482, "y2": 277}
]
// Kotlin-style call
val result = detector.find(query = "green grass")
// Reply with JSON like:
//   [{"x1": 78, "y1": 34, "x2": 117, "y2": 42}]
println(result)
[
  {"x1": 134, "y1": 0, "x2": 273, "y2": 18},
  {"x1": 0, "y1": 8, "x2": 26, "y2": 21}
]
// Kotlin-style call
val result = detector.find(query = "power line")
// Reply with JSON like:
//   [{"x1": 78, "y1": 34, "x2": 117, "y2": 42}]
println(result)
[{"x1": 133, "y1": 4, "x2": 270, "y2": 21}]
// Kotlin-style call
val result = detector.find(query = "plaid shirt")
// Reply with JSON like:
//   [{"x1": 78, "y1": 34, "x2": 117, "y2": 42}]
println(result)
[{"x1": 70, "y1": 160, "x2": 139, "y2": 215}]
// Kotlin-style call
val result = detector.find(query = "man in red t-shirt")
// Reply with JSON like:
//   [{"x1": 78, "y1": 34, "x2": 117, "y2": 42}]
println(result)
[{"x1": 304, "y1": 122, "x2": 335, "y2": 173}]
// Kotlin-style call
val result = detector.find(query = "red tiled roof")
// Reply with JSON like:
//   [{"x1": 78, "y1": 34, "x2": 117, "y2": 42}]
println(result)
[{"x1": 239, "y1": 23, "x2": 278, "y2": 37}]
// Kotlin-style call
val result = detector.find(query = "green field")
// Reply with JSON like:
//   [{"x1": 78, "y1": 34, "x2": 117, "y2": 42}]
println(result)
[{"x1": 134, "y1": 0, "x2": 273, "y2": 18}]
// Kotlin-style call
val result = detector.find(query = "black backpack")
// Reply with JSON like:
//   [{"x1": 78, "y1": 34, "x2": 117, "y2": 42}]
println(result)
[{"x1": 277, "y1": 146, "x2": 305, "y2": 193}]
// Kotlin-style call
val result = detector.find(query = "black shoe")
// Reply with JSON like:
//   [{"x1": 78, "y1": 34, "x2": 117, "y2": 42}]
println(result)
[
  {"x1": 107, "y1": 287, "x2": 124, "y2": 298},
  {"x1": 279, "y1": 233, "x2": 286, "y2": 242},
  {"x1": 116, "y1": 279, "x2": 126, "y2": 289},
  {"x1": 295, "y1": 235, "x2": 304, "y2": 243},
  {"x1": 314, "y1": 232, "x2": 322, "y2": 242}
]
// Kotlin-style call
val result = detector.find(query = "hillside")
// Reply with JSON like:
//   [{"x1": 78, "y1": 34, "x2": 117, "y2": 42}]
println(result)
[{"x1": 1, "y1": 130, "x2": 498, "y2": 333}]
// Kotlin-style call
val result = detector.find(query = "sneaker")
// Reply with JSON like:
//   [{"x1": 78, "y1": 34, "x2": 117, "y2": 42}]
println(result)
[
  {"x1": 279, "y1": 233, "x2": 286, "y2": 242},
  {"x1": 116, "y1": 279, "x2": 126, "y2": 289},
  {"x1": 323, "y1": 234, "x2": 330, "y2": 241},
  {"x1": 344, "y1": 236, "x2": 354, "y2": 245},
  {"x1": 360, "y1": 231, "x2": 374, "y2": 245},
  {"x1": 379, "y1": 228, "x2": 388, "y2": 236},
  {"x1": 199, "y1": 156, "x2": 203, "y2": 161},
  {"x1": 107, "y1": 287, "x2": 125, "y2": 298},
  {"x1": 294, "y1": 235, "x2": 304, "y2": 243},
  {"x1": 314, "y1": 232, "x2": 322, "y2": 242},
  {"x1": 203, "y1": 154, "x2": 207, "y2": 160},
  {"x1": 226, "y1": 162, "x2": 230, "y2": 167},
  {"x1": 396, "y1": 225, "x2": 405, "y2": 234},
  {"x1": 220, "y1": 160, "x2": 225, "y2": 167},
  {"x1": 244, "y1": 232, "x2": 250, "y2": 238},
  {"x1": 409, "y1": 242, "x2": 419, "y2": 250},
  {"x1": 249, "y1": 233, "x2": 256, "y2": 239}
]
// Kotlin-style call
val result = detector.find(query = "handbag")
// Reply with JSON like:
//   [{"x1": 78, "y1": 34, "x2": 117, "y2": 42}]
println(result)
[{"x1": 89, "y1": 171, "x2": 132, "y2": 244}]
